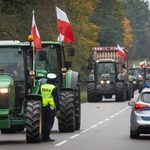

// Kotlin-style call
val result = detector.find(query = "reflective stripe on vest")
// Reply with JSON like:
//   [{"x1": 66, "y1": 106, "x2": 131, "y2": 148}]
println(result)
[{"x1": 41, "y1": 84, "x2": 56, "y2": 107}]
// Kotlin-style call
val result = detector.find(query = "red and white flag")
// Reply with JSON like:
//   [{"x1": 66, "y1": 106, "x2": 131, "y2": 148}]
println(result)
[
  {"x1": 116, "y1": 44, "x2": 126, "y2": 58},
  {"x1": 56, "y1": 7, "x2": 75, "y2": 42},
  {"x1": 31, "y1": 10, "x2": 42, "y2": 52}
]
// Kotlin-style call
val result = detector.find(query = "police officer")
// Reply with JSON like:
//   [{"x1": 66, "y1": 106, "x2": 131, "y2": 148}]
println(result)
[{"x1": 41, "y1": 73, "x2": 60, "y2": 142}]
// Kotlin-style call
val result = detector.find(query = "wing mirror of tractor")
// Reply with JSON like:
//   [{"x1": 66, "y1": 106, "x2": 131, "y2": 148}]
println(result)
[
  {"x1": 65, "y1": 61, "x2": 72, "y2": 68},
  {"x1": 68, "y1": 47, "x2": 75, "y2": 56},
  {"x1": 38, "y1": 51, "x2": 46, "y2": 61}
]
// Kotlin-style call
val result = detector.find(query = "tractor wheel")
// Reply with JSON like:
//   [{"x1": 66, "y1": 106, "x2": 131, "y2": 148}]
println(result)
[
  {"x1": 115, "y1": 82, "x2": 126, "y2": 102},
  {"x1": 58, "y1": 91, "x2": 75, "y2": 132},
  {"x1": 74, "y1": 79, "x2": 81, "y2": 130},
  {"x1": 87, "y1": 82, "x2": 96, "y2": 102},
  {"x1": 26, "y1": 101, "x2": 42, "y2": 143}
]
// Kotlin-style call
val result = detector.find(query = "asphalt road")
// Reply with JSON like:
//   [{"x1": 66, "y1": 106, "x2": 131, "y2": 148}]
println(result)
[{"x1": 0, "y1": 91, "x2": 150, "y2": 150}]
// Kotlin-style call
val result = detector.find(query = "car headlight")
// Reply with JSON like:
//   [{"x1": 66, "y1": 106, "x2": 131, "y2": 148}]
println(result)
[{"x1": 0, "y1": 88, "x2": 9, "y2": 94}]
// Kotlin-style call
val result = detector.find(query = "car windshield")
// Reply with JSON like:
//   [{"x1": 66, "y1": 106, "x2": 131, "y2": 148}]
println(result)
[
  {"x1": 0, "y1": 47, "x2": 24, "y2": 80},
  {"x1": 141, "y1": 92, "x2": 150, "y2": 103}
]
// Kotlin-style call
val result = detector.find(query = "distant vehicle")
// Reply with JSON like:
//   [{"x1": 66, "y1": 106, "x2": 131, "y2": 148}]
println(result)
[
  {"x1": 128, "y1": 88, "x2": 150, "y2": 139},
  {"x1": 129, "y1": 67, "x2": 144, "y2": 93},
  {"x1": 141, "y1": 66, "x2": 150, "y2": 88},
  {"x1": 87, "y1": 46, "x2": 134, "y2": 102}
]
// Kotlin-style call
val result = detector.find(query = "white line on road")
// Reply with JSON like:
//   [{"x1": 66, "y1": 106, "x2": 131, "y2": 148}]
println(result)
[
  {"x1": 55, "y1": 140, "x2": 68, "y2": 146},
  {"x1": 69, "y1": 134, "x2": 80, "y2": 139},
  {"x1": 55, "y1": 106, "x2": 129, "y2": 147},
  {"x1": 90, "y1": 124, "x2": 98, "y2": 129},
  {"x1": 80, "y1": 128, "x2": 90, "y2": 133}
]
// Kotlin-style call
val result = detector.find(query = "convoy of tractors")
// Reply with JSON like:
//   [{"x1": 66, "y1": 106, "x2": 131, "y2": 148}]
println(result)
[
  {"x1": 0, "y1": 38, "x2": 146, "y2": 143},
  {"x1": 0, "y1": 37, "x2": 147, "y2": 144}
]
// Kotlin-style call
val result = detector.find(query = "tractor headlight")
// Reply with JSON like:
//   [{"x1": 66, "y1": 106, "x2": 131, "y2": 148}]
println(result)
[
  {"x1": 0, "y1": 88, "x2": 9, "y2": 94},
  {"x1": 133, "y1": 81, "x2": 136, "y2": 84},
  {"x1": 101, "y1": 80, "x2": 104, "y2": 84},
  {"x1": 106, "y1": 80, "x2": 110, "y2": 84}
]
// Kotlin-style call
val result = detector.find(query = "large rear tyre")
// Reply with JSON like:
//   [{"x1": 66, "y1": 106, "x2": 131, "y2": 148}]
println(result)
[
  {"x1": 58, "y1": 91, "x2": 75, "y2": 132},
  {"x1": 87, "y1": 82, "x2": 96, "y2": 102},
  {"x1": 115, "y1": 82, "x2": 126, "y2": 102},
  {"x1": 26, "y1": 101, "x2": 42, "y2": 143}
]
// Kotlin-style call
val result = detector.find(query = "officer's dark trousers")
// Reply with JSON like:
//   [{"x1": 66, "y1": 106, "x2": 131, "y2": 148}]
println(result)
[{"x1": 42, "y1": 104, "x2": 55, "y2": 140}]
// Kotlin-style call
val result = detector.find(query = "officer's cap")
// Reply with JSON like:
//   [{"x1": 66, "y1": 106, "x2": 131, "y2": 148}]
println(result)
[{"x1": 47, "y1": 73, "x2": 57, "y2": 80}]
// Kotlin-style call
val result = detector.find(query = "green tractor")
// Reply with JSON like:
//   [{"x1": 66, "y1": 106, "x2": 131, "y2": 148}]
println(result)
[
  {"x1": 87, "y1": 46, "x2": 134, "y2": 102},
  {"x1": 0, "y1": 40, "x2": 42, "y2": 143},
  {"x1": 0, "y1": 40, "x2": 80, "y2": 143},
  {"x1": 33, "y1": 41, "x2": 81, "y2": 132}
]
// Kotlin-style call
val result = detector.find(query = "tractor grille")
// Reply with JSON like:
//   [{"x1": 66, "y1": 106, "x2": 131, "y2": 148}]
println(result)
[{"x1": 0, "y1": 94, "x2": 9, "y2": 108}]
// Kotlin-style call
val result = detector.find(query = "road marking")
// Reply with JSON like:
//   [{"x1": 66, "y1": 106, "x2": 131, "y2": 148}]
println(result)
[
  {"x1": 55, "y1": 106, "x2": 129, "y2": 147},
  {"x1": 97, "y1": 121, "x2": 104, "y2": 125},
  {"x1": 69, "y1": 134, "x2": 80, "y2": 139},
  {"x1": 55, "y1": 140, "x2": 68, "y2": 146},
  {"x1": 80, "y1": 128, "x2": 90, "y2": 133},
  {"x1": 90, "y1": 124, "x2": 98, "y2": 129}
]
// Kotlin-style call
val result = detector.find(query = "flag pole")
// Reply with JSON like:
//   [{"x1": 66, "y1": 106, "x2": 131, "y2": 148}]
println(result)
[{"x1": 32, "y1": 10, "x2": 35, "y2": 87}]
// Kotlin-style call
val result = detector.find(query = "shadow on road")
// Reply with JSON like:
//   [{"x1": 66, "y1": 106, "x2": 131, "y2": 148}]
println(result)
[{"x1": 0, "y1": 140, "x2": 26, "y2": 145}]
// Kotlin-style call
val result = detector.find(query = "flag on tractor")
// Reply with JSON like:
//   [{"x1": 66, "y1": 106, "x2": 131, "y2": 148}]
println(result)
[
  {"x1": 139, "y1": 59, "x2": 148, "y2": 68},
  {"x1": 116, "y1": 44, "x2": 127, "y2": 58},
  {"x1": 56, "y1": 6, "x2": 75, "y2": 42},
  {"x1": 31, "y1": 10, "x2": 42, "y2": 52}
]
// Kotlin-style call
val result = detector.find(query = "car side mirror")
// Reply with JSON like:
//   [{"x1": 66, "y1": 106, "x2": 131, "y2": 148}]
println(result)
[
  {"x1": 128, "y1": 101, "x2": 135, "y2": 107},
  {"x1": 38, "y1": 51, "x2": 46, "y2": 61}
]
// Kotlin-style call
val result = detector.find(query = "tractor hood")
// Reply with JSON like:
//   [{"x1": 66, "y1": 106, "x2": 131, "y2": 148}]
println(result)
[{"x1": 0, "y1": 73, "x2": 14, "y2": 89}]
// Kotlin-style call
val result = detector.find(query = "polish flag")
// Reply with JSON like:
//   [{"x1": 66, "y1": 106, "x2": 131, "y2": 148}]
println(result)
[
  {"x1": 116, "y1": 44, "x2": 127, "y2": 58},
  {"x1": 31, "y1": 10, "x2": 42, "y2": 52},
  {"x1": 56, "y1": 7, "x2": 75, "y2": 42}
]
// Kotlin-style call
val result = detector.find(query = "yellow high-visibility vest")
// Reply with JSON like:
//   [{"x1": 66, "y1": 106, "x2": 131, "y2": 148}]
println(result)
[{"x1": 41, "y1": 84, "x2": 56, "y2": 108}]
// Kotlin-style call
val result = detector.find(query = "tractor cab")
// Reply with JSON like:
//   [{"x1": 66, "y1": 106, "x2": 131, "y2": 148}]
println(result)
[
  {"x1": 0, "y1": 41, "x2": 33, "y2": 116},
  {"x1": 95, "y1": 59, "x2": 118, "y2": 85},
  {"x1": 34, "y1": 41, "x2": 73, "y2": 87}
]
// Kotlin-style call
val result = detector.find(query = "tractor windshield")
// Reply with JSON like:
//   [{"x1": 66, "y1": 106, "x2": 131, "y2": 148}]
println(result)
[
  {"x1": 0, "y1": 47, "x2": 24, "y2": 80},
  {"x1": 96, "y1": 62, "x2": 116, "y2": 81},
  {"x1": 35, "y1": 45, "x2": 58, "y2": 73}
]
